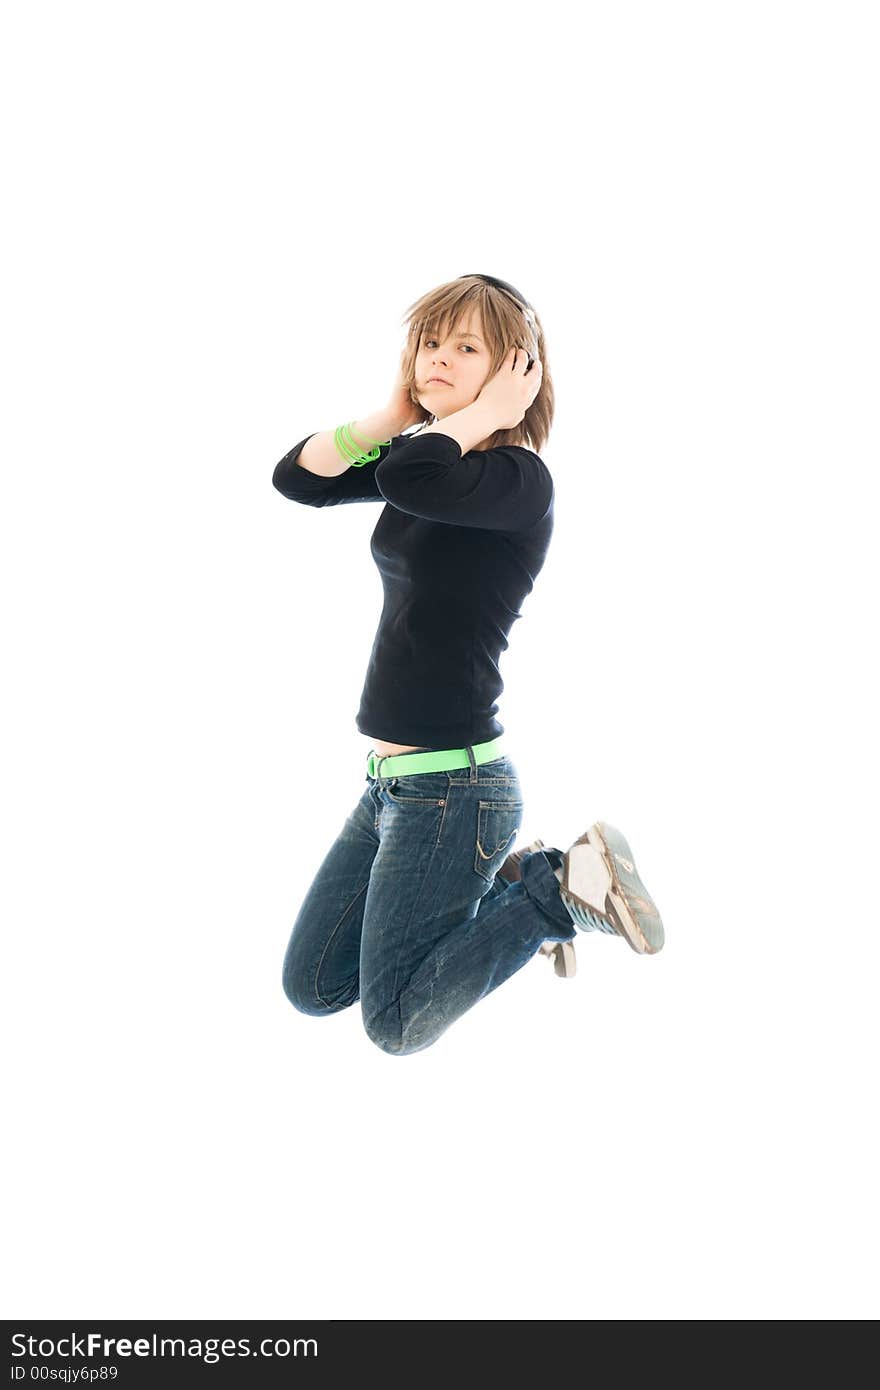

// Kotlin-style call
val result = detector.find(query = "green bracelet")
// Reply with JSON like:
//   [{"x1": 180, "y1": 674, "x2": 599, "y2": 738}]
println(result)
[{"x1": 334, "y1": 421, "x2": 393, "y2": 467}]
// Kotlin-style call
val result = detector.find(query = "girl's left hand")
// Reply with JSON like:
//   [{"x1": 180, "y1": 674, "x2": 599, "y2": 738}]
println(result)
[{"x1": 476, "y1": 348, "x2": 543, "y2": 430}]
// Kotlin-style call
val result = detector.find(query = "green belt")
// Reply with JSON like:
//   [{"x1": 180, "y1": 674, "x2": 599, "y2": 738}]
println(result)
[{"x1": 366, "y1": 735, "x2": 506, "y2": 780}]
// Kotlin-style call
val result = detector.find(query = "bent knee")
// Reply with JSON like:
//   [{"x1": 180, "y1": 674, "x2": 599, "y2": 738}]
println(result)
[
  {"x1": 363, "y1": 1010, "x2": 427, "y2": 1057},
  {"x1": 282, "y1": 966, "x2": 355, "y2": 1017}
]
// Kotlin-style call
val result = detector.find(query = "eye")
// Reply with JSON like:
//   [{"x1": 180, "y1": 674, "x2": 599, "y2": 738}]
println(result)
[{"x1": 424, "y1": 340, "x2": 475, "y2": 352}]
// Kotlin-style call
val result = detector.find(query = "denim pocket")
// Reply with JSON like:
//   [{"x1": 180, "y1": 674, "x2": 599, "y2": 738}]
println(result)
[
  {"x1": 474, "y1": 799, "x2": 523, "y2": 882},
  {"x1": 382, "y1": 774, "x2": 449, "y2": 807}
]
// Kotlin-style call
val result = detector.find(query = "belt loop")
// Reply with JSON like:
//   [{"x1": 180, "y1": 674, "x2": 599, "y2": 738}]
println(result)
[{"x1": 465, "y1": 743, "x2": 477, "y2": 783}]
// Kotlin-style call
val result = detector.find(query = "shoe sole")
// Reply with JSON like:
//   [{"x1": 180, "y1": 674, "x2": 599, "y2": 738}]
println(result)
[
  {"x1": 538, "y1": 941, "x2": 577, "y2": 978},
  {"x1": 585, "y1": 822, "x2": 665, "y2": 955}
]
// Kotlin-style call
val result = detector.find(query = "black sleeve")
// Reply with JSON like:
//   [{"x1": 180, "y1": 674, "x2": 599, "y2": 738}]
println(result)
[
  {"x1": 373, "y1": 433, "x2": 553, "y2": 531},
  {"x1": 271, "y1": 433, "x2": 413, "y2": 506}
]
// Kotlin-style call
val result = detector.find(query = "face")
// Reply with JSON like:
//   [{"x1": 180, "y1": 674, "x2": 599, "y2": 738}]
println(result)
[{"x1": 415, "y1": 310, "x2": 494, "y2": 420}]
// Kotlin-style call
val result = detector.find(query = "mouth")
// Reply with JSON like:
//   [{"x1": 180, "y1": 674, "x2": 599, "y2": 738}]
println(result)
[{"x1": 426, "y1": 378, "x2": 452, "y2": 386}]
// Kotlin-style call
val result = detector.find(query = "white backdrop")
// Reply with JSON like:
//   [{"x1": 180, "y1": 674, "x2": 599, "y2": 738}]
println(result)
[{"x1": 3, "y1": 0, "x2": 877, "y2": 1321}]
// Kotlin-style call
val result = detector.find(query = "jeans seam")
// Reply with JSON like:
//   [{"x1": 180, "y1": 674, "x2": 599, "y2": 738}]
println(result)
[
  {"x1": 314, "y1": 880, "x2": 369, "y2": 1009},
  {"x1": 385, "y1": 832, "x2": 444, "y2": 1011}
]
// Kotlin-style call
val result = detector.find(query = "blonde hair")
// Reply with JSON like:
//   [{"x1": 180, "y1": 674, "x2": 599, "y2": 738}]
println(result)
[{"x1": 398, "y1": 274, "x2": 554, "y2": 454}]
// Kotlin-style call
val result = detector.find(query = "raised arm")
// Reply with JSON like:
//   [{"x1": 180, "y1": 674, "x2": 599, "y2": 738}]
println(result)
[
  {"x1": 294, "y1": 407, "x2": 413, "y2": 477},
  {"x1": 374, "y1": 434, "x2": 553, "y2": 531},
  {"x1": 272, "y1": 404, "x2": 421, "y2": 506},
  {"x1": 273, "y1": 345, "x2": 432, "y2": 505},
  {"x1": 370, "y1": 344, "x2": 551, "y2": 528}
]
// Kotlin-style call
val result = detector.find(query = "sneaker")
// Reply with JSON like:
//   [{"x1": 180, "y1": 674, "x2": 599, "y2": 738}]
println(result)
[
  {"x1": 560, "y1": 822, "x2": 665, "y2": 955},
  {"x1": 499, "y1": 838, "x2": 577, "y2": 979}
]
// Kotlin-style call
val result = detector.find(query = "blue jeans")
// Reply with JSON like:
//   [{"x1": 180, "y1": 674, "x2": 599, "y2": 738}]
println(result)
[{"x1": 281, "y1": 749, "x2": 576, "y2": 1055}]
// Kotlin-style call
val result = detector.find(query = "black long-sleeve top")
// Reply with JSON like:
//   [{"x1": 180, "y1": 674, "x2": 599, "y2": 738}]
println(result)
[{"x1": 271, "y1": 429, "x2": 555, "y2": 748}]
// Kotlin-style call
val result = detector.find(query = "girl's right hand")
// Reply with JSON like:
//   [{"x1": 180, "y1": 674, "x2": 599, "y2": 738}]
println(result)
[{"x1": 387, "y1": 347, "x2": 433, "y2": 432}]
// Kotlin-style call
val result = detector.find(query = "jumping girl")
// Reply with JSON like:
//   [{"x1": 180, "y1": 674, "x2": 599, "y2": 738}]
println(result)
[{"x1": 272, "y1": 272, "x2": 665, "y2": 1056}]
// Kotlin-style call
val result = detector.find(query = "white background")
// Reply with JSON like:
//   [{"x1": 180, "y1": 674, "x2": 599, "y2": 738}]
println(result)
[{"x1": 2, "y1": 0, "x2": 877, "y2": 1321}]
